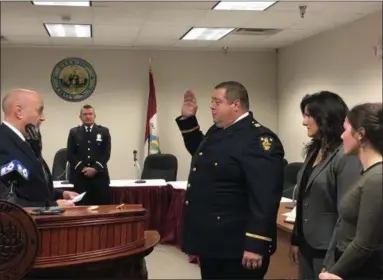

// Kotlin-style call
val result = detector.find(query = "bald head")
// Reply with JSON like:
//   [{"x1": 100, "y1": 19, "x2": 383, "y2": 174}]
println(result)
[
  {"x1": 2, "y1": 89, "x2": 40, "y2": 115},
  {"x1": 2, "y1": 88, "x2": 45, "y2": 134}
]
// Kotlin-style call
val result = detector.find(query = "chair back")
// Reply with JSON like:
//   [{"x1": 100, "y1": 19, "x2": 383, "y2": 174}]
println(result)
[
  {"x1": 141, "y1": 154, "x2": 178, "y2": 181},
  {"x1": 52, "y1": 148, "x2": 68, "y2": 180},
  {"x1": 283, "y1": 162, "x2": 304, "y2": 199}
]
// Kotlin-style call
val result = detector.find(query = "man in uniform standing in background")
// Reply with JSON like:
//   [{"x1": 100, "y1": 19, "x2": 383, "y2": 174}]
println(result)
[
  {"x1": 175, "y1": 81, "x2": 285, "y2": 279},
  {"x1": 66, "y1": 104, "x2": 111, "y2": 205}
]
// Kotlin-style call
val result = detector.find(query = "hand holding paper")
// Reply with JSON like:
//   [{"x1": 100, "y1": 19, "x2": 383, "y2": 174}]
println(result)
[{"x1": 70, "y1": 192, "x2": 86, "y2": 204}]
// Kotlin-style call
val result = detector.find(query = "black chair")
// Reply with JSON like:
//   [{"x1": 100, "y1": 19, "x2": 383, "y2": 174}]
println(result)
[
  {"x1": 282, "y1": 162, "x2": 304, "y2": 199},
  {"x1": 52, "y1": 148, "x2": 69, "y2": 181},
  {"x1": 141, "y1": 154, "x2": 178, "y2": 181}
]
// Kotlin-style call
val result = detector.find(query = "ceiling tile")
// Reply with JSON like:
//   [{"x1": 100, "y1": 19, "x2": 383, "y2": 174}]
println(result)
[
  {"x1": 2, "y1": 35, "x2": 50, "y2": 45},
  {"x1": 145, "y1": 10, "x2": 207, "y2": 26},
  {"x1": 270, "y1": 1, "x2": 329, "y2": 12},
  {"x1": 196, "y1": 10, "x2": 254, "y2": 27},
  {"x1": 0, "y1": 0, "x2": 381, "y2": 50},
  {"x1": 92, "y1": 1, "x2": 216, "y2": 10},
  {"x1": 50, "y1": 37, "x2": 93, "y2": 46},
  {"x1": 93, "y1": 25, "x2": 141, "y2": 39},
  {"x1": 36, "y1": 6, "x2": 93, "y2": 23},
  {"x1": 174, "y1": 40, "x2": 214, "y2": 48},
  {"x1": 92, "y1": 8, "x2": 149, "y2": 25},
  {"x1": 244, "y1": 11, "x2": 308, "y2": 29},
  {"x1": 138, "y1": 24, "x2": 189, "y2": 40}
]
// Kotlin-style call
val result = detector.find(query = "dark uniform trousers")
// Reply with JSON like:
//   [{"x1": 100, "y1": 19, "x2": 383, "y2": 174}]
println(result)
[
  {"x1": 175, "y1": 112, "x2": 285, "y2": 280},
  {"x1": 66, "y1": 124, "x2": 111, "y2": 206}
]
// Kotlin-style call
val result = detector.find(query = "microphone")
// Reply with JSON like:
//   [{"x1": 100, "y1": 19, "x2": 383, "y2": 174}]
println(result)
[
  {"x1": 133, "y1": 150, "x2": 145, "y2": 184},
  {"x1": 0, "y1": 160, "x2": 29, "y2": 201},
  {"x1": 25, "y1": 123, "x2": 41, "y2": 157}
]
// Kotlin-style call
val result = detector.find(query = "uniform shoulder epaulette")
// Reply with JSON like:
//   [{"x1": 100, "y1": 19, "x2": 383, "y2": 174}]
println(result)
[{"x1": 251, "y1": 120, "x2": 261, "y2": 128}]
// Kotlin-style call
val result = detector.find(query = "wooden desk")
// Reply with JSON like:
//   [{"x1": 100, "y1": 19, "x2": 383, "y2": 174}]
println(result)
[
  {"x1": 266, "y1": 202, "x2": 299, "y2": 279},
  {"x1": 24, "y1": 205, "x2": 160, "y2": 279}
]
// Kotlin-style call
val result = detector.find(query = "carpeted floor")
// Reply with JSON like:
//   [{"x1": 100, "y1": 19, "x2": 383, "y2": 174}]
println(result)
[{"x1": 146, "y1": 245, "x2": 201, "y2": 279}]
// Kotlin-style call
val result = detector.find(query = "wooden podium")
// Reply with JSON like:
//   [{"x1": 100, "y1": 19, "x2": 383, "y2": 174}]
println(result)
[
  {"x1": 266, "y1": 202, "x2": 299, "y2": 279},
  {"x1": 24, "y1": 204, "x2": 159, "y2": 279}
]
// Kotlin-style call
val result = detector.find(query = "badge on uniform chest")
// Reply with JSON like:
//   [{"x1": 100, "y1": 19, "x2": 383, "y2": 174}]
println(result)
[{"x1": 96, "y1": 133, "x2": 103, "y2": 142}]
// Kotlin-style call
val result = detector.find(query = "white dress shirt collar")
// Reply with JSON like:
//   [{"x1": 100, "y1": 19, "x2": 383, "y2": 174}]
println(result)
[
  {"x1": 2, "y1": 121, "x2": 26, "y2": 141},
  {"x1": 225, "y1": 112, "x2": 250, "y2": 129},
  {"x1": 84, "y1": 124, "x2": 94, "y2": 132}
]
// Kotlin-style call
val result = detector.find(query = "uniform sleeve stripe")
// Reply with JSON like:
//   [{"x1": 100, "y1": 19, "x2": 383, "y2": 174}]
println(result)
[
  {"x1": 181, "y1": 126, "x2": 200, "y2": 134},
  {"x1": 245, "y1": 232, "x2": 272, "y2": 242}
]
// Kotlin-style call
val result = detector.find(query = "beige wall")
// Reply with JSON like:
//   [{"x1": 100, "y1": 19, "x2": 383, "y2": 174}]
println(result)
[
  {"x1": 277, "y1": 12, "x2": 382, "y2": 162},
  {"x1": 1, "y1": 48, "x2": 278, "y2": 180}
]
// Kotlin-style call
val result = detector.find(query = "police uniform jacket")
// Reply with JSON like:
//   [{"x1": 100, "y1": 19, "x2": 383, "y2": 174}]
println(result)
[
  {"x1": 66, "y1": 124, "x2": 111, "y2": 186},
  {"x1": 175, "y1": 112, "x2": 285, "y2": 259}
]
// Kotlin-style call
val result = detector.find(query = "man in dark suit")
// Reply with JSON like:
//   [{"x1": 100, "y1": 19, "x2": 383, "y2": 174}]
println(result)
[
  {"x1": 66, "y1": 104, "x2": 111, "y2": 205},
  {"x1": 176, "y1": 81, "x2": 285, "y2": 279},
  {"x1": 0, "y1": 89, "x2": 77, "y2": 207}
]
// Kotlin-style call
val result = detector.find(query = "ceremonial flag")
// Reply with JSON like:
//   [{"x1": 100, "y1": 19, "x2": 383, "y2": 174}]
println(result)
[{"x1": 144, "y1": 66, "x2": 160, "y2": 160}]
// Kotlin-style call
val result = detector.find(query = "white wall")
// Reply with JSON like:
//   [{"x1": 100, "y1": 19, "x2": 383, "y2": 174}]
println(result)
[
  {"x1": 278, "y1": 12, "x2": 382, "y2": 162},
  {"x1": 1, "y1": 47, "x2": 278, "y2": 180}
]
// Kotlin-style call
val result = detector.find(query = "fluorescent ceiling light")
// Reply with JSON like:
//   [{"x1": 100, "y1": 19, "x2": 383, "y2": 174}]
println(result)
[
  {"x1": 44, "y1": 24, "x2": 92, "y2": 38},
  {"x1": 32, "y1": 1, "x2": 90, "y2": 7},
  {"x1": 213, "y1": 1, "x2": 276, "y2": 11},
  {"x1": 181, "y1": 28, "x2": 234, "y2": 41}
]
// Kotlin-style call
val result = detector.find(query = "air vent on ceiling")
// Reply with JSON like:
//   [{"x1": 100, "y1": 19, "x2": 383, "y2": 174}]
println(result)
[{"x1": 233, "y1": 28, "x2": 281, "y2": 36}]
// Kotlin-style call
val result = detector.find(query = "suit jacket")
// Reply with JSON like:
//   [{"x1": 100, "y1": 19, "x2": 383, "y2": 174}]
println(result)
[
  {"x1": 0, "y1": 123, "x2": 63, "y2": 207},
  {"x1": 176, "y1": 112, "x2": 285, "y2": 259},
  {"x1": 291, "y1": 144, "x2": 362, "y2": 255},
  {"x1": 66, "y1": 124, "x2": 111, "y2": 188}
]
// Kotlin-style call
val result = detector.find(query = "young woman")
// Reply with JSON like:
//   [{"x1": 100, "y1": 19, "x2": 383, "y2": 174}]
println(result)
[
  {"x1": 320, "y1": 102, "x2": 383, "y2": 280},
  {"x1": 289, "y1": 91, "x2": 362, "y2": 279}
]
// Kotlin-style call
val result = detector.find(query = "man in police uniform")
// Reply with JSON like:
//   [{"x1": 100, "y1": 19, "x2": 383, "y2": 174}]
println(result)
[
  {"x1": 66, "y1": 105, "x2": 111, "y2": 205},
  {"x1": 176, "y1": 81, "x2": 285, "y2": 279}
]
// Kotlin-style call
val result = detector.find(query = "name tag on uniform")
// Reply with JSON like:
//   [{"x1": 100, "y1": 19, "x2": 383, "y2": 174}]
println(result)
[{"x1": 96, "y1": 133, "x2": 103, "y2": 142}]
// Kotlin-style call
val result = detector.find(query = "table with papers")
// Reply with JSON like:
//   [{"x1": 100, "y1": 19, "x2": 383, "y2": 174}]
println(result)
[{"x1": 53, "y1": 179, "x2": 183, "y2": 247}]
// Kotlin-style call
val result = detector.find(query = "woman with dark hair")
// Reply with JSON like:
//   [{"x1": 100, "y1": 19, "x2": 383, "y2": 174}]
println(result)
[
  {"x1": 289, "y1": 91, "x2": 362, "y2": 279},
  {"x1": 320, "y1": 102, "x2": 383, "y2": 280}
]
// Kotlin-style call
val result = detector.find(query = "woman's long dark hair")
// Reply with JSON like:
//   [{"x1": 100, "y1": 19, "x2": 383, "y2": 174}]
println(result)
[
  {"x1": 347, "y1": 102, "x2": 383, "y2": 155},
  {"x1": 300, "y1": 91, "x2": 349, "y2": 159}
]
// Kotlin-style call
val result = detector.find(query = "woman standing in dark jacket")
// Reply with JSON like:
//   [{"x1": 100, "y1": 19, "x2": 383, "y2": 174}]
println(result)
[
  {"x1": 289, "y1": 91, "x2": 362, "y2": 280},
  {"x1": 320, "y1": 102, "x2": 383, "y2": 280}
]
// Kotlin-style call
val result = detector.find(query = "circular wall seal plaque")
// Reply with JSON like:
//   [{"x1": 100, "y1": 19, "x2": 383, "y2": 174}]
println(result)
[
  {"x1": 51, "y1": 57, "x2": 97, "y2": 102},
  {"x1": 0, "y1": 201, "x2": 39, "y2": 280}
]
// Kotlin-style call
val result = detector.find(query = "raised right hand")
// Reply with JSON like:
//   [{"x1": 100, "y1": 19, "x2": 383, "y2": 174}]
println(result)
[
  {"x1": 289, "y1": 245, "x2": 299, "y2": 265},
  {"x1": 181, "y1": 89, "x2": 198, "y2": 118},
  {"x1": 56, "y1": 199, "x2": 75, "y2": 207}
]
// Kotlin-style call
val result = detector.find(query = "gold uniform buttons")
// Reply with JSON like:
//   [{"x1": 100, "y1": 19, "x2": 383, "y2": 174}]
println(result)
[
  {"x1": 192, "y1": 167, "x2": 196, "y2": 171},
  {"x1": 187, "y1": 183, "x2": 191, "y2": 188},
  {"x1": 214, "y1": 162, "x2": 218, "y2": 166},
  {"x1": 185, "y1": 200, "x2": 189, "y2": 205},
  {"x1": 199, "y1": 152, "x2": 203, "y2": 156},
  {"x1": 217, "y1": 216, "x2": 220, "y2": 220}
]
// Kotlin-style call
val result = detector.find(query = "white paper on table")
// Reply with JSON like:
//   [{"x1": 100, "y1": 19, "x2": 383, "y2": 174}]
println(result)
[
  {"x1": 109, "y1": 179, "x2": 167, "y2": 187},
  {"x1": 53, "y1": 181, "x2": 74, "y2": 188},
  {"x1": 167, "y1": 181, "x2": 187, "y2": 190},
  {"x1": 70, "y1": 192, "x2": 86, "y2": 203}
]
